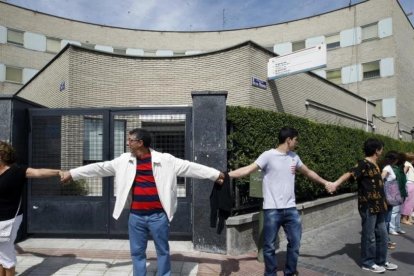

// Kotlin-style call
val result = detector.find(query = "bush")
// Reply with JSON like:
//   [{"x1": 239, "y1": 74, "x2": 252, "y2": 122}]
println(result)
[
  {"x1": 227, "y1": 106, "x2": 414, "y2": 202},
  {"x1": 61, "y1": 179, "x2": 89, "y2": 196}
]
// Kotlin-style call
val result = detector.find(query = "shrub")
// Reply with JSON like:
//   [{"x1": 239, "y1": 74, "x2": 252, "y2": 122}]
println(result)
[{"x1": 227, "y1": 106, "x2": 414, "y2": 203}]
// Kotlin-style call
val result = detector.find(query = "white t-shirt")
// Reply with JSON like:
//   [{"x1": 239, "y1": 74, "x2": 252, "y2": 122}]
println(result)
[
  {"x1": 255, "y1": 149, "x2": 303, "y2": 209},
  {"x1": 405, "y1": 161, "x2": 414, "y2": 182},
  {"x1": 383, "y1": 165, "x2": 396, "y2": 182}
]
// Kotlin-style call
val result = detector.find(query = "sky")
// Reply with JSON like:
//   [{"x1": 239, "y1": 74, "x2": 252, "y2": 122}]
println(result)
[{"x1": 5, "y1": 0, "x2": 414, "y2": 31}]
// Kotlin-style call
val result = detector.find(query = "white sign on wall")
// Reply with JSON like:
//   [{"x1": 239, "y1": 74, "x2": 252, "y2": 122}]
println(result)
[{"x1": 267, "y1": 43, "x2": 327, "y2": 80}]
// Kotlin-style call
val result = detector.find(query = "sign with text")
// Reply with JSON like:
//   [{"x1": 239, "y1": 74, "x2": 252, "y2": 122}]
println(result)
[
  {"x1": 251, "y1": 77, "x2": 267, "y2": 90},
  {"x1": 267, "y1": 43, "x2": 327, "y2": 80}
]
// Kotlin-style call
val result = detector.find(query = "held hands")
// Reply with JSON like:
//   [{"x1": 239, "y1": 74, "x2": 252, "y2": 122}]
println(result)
[
  {"x1": 60, "y1": 170, "x2": 73, "y2": 184},
  {"x1": 215, "y1": 172, "x2": 226, "y2": 185},
  {"x1": 324, "y1": 181, "x2": 338, "y2": 194}
]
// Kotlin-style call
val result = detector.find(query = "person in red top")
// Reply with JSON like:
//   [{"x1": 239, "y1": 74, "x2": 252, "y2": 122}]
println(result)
[{"x1": 61, "y1": 129, "x2": 225, "y2": 276}]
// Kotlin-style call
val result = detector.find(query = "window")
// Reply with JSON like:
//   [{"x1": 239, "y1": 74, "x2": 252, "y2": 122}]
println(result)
[
  {"x1": 144, "y1": 50, "x2": 156, "y2": 56},
  {"x1": 326, "y1": 33, "x2": 340, "y2": 49},
  {"x1": 81, "y1": 43, "x2": 95, "y2": 50},
  {"x1": 113, "y1": 48, "x2": 126, "y2": 55},
  {"x1": 371, "y1": 98, "x2": 396, "y2": 118},
  {"x1": 7, "y1": 29, "x2": 23, "y2": 45},
  {"x1": 371, "y1": 100, "x2": 383, "y2": 117},
  {"x1": 46, "y1": 37, "x2": 61, "y2": 53},
  {"x1": 292, "y1": 40, "x2": 305, "y2": 52},
  {"x1": 83, "y1": 118, "x2": 103, "y2": 164},
  {"x1": 173, "y1": 51, "x2": 186, "y2": 56},
  {"x1": 362, "y1": 23, "x2": 378, "y2": 41},
  {"x1": 5, "y1": 66, "x2": 22, "y2": 83},
  {"x1": 363, "y1": 61, "x2": 380, "y2": 79},
  {"x1": 326, "y1": 69, "x2": 341, "y2": 84}
]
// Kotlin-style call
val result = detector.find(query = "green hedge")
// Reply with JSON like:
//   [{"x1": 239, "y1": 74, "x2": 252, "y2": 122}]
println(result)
[{"x1": 227, "y1": 106, "x2": 414, "y2": 202}]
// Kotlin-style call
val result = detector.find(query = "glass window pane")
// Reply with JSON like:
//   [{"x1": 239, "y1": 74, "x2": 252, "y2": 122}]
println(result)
[
  {"x1": 47, "y1": 37, "x2": 61, "y2": 53},
  {"x1": 362, "y1": 24, "x2": 378, "y2": 41},
  {"x1": 363, "y1": 61, "x2": 380, "y2": 79},
  {"x1": 7, "y1": 29, "x2": 23, "y2": 45},
  {"x1": 326, "y1": 34, "x2": 340, "y2": 49},
  {"x1": 84, "y1": 118, "x2": 103, "y2": 162},
  {"x1": 292, "y1": 40, "x2": 305, "y2": 52},
  {"x1": 5, "y1": 67, "x2": 22, "y2": 83},
  {"x1": 326, "y1": 69, "x2": 341, "y2": 84}
]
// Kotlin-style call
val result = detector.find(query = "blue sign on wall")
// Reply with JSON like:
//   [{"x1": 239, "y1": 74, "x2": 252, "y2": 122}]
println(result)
[{"x1": 251, "y1": 77, "x2": 267, "y2": 90}]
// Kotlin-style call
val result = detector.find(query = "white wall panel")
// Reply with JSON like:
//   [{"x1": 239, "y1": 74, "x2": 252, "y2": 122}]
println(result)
[
  {"x1": 306, "y1": 36, "x2": 324, "y2": 48},
  {"x1": 340, "y1": 27, "x2": 361, "y2": 47},
  {"x1": 61, "y1": 40, "x2": 81, "y2": 48},
  {"x1": 378, "y1": 18, "x2": 393, "y2": 38},
  {"x1": 23, "y1": 68, "x2": 39, "y2": 84},
  {"x1": 95, "y1": 45, "x2": 113, "y2": 53},
  {"x1": 382, "y1": 98, "x2": 396, "y2": 117},
  {"x1": 273, "y1": 42, "x2": 292, "y2": 55},
  {"x1": 0, "y1": 26, "x2": 6, "y2": 44},
  {"x1": 380, "y1": 58, "x2": 394, "y2": 77},
  {"x1": 342, "y1": 64, "x2": 362, "y2": 84},
  {"x1": 312, "y1": 69, "x2": 326, "y2": 78},
  {"x1": 0, "y1": 64, "x2": 5, "y2": 82},
  {"x1": 126, "y1": 48, "x2": 144, "y2": 56},
  {"x1": 24, "y1": 32, "x2": 46, "y2": 51},
  {"x1": 185, "y1": 50, "x2": 203, "y2": 55},
  {"x1": 156, "y1": 50, "x2": 173, "y2": 56}
]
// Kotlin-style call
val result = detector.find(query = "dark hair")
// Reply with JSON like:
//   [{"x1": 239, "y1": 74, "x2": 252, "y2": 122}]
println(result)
[
  {"x1": 0, "y1": 141, "x2": 17, "y2": 165},
  {"x1": 381, "y1": 150, "x2": 400, "y2": 168},
  {"x1": 129, "y1": 128, "x2": 152, "y2": 147},
  {"x1": 278, "y1": 127, "x2": 299, "y2": 145},
  {"x1": 363, "y1": 138, "x2": 384, "y2": 157}
]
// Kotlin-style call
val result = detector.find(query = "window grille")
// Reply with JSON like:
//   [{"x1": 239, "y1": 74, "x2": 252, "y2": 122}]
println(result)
[{"x1": 363, "y1": 61, "x2": 380, "y2": 79}]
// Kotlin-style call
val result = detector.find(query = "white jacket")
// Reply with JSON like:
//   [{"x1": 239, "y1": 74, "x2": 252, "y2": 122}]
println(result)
[{"x1": 70, "y1": 149, "x2": 220, "y2": 221}]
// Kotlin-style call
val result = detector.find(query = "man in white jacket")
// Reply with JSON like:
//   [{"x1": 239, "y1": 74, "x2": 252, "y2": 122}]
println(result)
[{"x1": 61, "y1": 128, "x2": 224, "y2": 276}]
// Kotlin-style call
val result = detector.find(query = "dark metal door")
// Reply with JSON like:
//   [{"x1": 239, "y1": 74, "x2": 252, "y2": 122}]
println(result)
[
  {"x1": 27, "y1": 109, "x2": 111, "y2": 234},
  {"x1": 27, "y1": 107, "x2": 193, "y2": 238}
]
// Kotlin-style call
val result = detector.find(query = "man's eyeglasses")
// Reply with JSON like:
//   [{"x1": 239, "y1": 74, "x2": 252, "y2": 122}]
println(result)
[{"x1": 127, "y1": 138, "x2": 141, "y2": 143}]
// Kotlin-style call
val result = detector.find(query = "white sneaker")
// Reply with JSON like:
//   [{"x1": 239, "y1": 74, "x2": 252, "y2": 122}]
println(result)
[
  {"x1": 384, "y1": 262, "x2": 398, "y2": 270},
  {"x1": 389, "y1": 231, "x2": 399, "y2": 235},
  {"x1": 397, "y1": 230, "x2": 406, "y2": 234},
  {"x1": 362, "y1": 264, "x2": 386, "y2": 273}
]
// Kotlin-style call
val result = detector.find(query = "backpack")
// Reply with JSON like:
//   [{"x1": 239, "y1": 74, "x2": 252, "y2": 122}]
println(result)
[{"x1": 384, "y1": 180, "x2": 404, "y2": 206}]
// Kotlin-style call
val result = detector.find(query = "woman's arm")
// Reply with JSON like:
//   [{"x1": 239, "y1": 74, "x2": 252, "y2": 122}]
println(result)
[
  {"x1": 26, "y1": 168, "x2": 61, "y2": 178},
  {"x1": 332, "y1": 172, "x2": 352, "y2": 192}
]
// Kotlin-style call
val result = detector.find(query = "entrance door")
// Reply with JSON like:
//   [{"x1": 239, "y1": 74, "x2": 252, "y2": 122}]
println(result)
[
  {"x1": 108, "y1": 109, "x2": 193, "y2": 238},
  {"x1": 27, "y1": 107, "x2": 193, "y2": 238},
  {"x1": 27, "y1": 109, "x2": 110, "y2": 234}
]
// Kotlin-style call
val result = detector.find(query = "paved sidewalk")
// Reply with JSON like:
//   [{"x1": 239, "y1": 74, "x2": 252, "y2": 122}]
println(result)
[{"x1": 14, "y1": 212, "x2": 414, "y2": 275}]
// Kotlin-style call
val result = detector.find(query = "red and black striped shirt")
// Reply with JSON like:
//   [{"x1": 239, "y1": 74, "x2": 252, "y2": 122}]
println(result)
[{"x1": 130, "y1": 153, "x2": 163, "y2": 214}]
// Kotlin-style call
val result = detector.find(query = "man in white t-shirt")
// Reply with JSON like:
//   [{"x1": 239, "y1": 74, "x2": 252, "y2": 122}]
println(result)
[{"x1": 228, "y1": 127, "x2": 332, "y2": 276}]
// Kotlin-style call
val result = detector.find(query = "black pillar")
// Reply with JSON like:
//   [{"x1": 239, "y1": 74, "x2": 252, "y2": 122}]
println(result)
[{"x1": 191, "y1": 91, "x2": 228, "y2": 254}]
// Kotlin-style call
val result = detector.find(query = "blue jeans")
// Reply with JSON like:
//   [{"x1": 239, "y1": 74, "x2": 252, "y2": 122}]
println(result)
[
  {"x1": 263, "y1": 208, "x2": 302, "y2": 276},
  {"x1": 128, "y1": 212, "x2": 171, "y2": 276},
  {"x1": 389, "y1": 205, "x2": 401, "y2": 232},
  {"x1": 359, "y1": 208, "x2": 387, "y2": 268}
]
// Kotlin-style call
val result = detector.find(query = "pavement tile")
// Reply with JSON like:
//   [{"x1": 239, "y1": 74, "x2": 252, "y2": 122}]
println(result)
[{"x1": 14, "y1": 212, "x2": 414, "y2": 276}]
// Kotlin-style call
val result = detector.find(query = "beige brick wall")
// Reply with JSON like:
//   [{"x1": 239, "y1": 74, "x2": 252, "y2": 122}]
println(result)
[
  {"x1": 18, "y1": 43, "x2": 375, "y2": 133},
  {"x1": 3, "y1": 0, "x2": 410, "y2": 138},
  {"x1": 393, "y1": 1, "x2": 414, "y2": 134},
  {"x1": 16, "y1": 49, "x2": 70, "y2": 106}
]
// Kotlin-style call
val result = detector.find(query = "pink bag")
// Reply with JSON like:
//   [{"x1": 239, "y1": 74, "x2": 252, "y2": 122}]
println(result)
[{"x1": 384, "y1": 180, "x2": 403, "y2": 206}]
